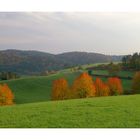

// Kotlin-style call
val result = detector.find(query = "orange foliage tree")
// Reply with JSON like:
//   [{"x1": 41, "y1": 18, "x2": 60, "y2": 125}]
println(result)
[
  {"x1": 95, "y1": 78, "x2": 110, "y2": 96},
  {"x1": 52, "y1": 78, "x2": 70, "y2": 100},
  {"x1": 0, "y1": 83, "x2": 14, "y2": 105},
  {"x1": 132, "y1": 71, "x2": 140, "y2": 93},
  {"x1": 101, "y1": 83, "x2": 110, "y2": 96},
  {"x1": 107, "y1": 77, "x2": 123, "y2": 96},
  {"x1": 72, "y1": 72, "x2": 96, "y2": 98}
]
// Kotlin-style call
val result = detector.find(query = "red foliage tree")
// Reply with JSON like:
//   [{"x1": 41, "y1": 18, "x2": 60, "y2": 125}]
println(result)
[
  {"x1": 107, "y1": 77, "x2": 123, "y2": 95},
  {"x1": 52, "y1": 78, "x2": 70, "y2": 100},
  {"x1": 0, "y1": 83, "x2": 14, "y2": 105},
  {"x1": 72, "y1": 72, "x2": 96, "y2": 98}
]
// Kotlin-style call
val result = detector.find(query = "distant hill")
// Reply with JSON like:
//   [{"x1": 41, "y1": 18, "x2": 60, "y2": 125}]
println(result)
[{"x1": 0, "y1": 50, "x2": 123, "y2": 75}]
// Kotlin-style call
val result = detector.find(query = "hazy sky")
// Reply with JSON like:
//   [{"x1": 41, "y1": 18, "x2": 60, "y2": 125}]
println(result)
[{"x1": 0, "y1": 12, "x2": 140, "y2": 55}]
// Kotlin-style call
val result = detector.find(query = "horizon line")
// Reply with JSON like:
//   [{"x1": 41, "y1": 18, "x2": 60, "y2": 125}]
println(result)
[{"x1": 0, "y1": 48, "x2": 134, "y2": 56}]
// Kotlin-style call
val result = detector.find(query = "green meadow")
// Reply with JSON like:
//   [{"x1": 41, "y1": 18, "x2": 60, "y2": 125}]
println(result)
[
  {"x1": 0, "y1": 94, "x2": 140, "y2": 128},
  {"x1": 0, "y1": 69, "x2": 137, "y2": 128},
  {"x1": 91, "y1": 70, "x2": 134, "y2": 78},
  {"x1": 0, "y1": 72, "x2": 80, "y2": 104},
  {"x1": 0, "y1": 70, "x2": 132, "y2": 104}
]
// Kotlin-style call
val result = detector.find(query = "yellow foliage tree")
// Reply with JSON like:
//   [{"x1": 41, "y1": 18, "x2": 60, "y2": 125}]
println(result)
[{"x1": 72, "y1": 72, "x2": 96, "y2": 98}]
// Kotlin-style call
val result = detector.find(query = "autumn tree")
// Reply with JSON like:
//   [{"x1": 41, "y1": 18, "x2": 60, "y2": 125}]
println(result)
[
  {"x1": 0, "y1": 84, "x2": 14, "y2": 105},
  {"x1": 72, "y1": 72, "x2": 96, "y2": 98},
  {"x1": 107, "y1": 77, "x2": 123, "y2": 96},
  {"x1": 52, "y1": 78, "x2": 70, "y2": 100},
  {"x1": 94, "y1": 78, "x2": 110, "y2": 96},
  {"x1": 101, "y1": 83, "x2": 110, "y2": 96},
  {"x1": 132, "y1": 71, "x2": 140, "y2": 93}
]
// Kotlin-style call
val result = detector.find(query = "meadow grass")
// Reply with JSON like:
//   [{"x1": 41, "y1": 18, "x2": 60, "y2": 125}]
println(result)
[
  {"x1": 91, "y1": 70, "x2": 134, "y2": 78},
  {"x1": 0, "y1": 94, "x2": 140, "y2": 128},
  {"x1": 0, "y1": 68, "x2": 136, "y2": 128},
  {"x1": 0, "y1": 72, "x2": 80, "y2": 104},
  {"x1": 0, "y1": 70, "x2": 132, "y2": 104}
]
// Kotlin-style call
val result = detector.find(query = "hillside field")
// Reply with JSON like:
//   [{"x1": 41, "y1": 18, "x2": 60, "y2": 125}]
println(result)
[
  {"x1": 0, "y1": 72, "x2": 80, "y2": 104},
  {"x1": 90, "y1": 70, "x2": 134, "y2": 78},
  {"x1": 0, "y1": 94, "x2": 140, "y2": 128},
  {"x1": 0, "y1": 69, "x2": 137, "y2": 128},
  {"x1": 0, "y1": 71, "x2": 132, "y2": 104}
]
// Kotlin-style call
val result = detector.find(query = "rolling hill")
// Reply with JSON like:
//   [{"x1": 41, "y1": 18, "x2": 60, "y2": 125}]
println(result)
[
  {"x1": 0, "y1": 71, "x2": 132, "y2": 104},
  {"x1": 0, "y1": 69, "x2": 135, "y2": 128},
  {"x1": 0, "y1": 49, "x2": 122, "y2": 75},
  {"x1": 0, "y1": 72, "x2": 81, "y2": 104}
]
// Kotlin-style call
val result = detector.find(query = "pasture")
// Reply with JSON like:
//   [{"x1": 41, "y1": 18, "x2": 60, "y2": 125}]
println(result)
[
  {"x1": 0, "y1": 70, "x2": 133, "y2": 104},
  {"x1": 0, "y1": 67, "x2": 137, "y2": 128},
  {"x1": 0, "y1": 94, "x2": 140, "y2": 128},
  {"x1": 0, "y1": 72, "x2": 80, "y2": 104},
  {"x1": 90, "y1": 70, "x2": 134, "y2": 78}
]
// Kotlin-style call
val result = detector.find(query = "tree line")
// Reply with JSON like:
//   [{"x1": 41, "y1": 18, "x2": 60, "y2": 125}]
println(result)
[
  {"x1": 1, "y1": 71, "x2": 140, "y2": 106},
  {"x1": 122, "y1": 53, "x2": 140, "y2": 71},
  {"x1": 52, "y1": 72, "x2": 123, "y2": 100},
  {"x1": 52, "y1": 71, "x2": 140, "y2": 101},
  {"x1": 0, "y1": 72, "x2": 19, "y2": 80}
]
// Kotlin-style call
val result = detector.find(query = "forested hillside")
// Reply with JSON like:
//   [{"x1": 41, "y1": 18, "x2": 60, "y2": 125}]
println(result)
[{"x1": 0, "y1": 50, "x2": 122, "y2": 75}]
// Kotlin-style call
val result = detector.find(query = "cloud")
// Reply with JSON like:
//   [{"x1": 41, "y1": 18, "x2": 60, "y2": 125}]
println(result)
[{"x1": 0, "y1": 12, "x2": 140, "y2": 55}]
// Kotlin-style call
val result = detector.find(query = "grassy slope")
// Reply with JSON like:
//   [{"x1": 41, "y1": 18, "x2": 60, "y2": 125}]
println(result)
[
  {"x1": 0, "y1": 94, "x2": 140, "y2": 128},
  {"x1": 0, "y1": 70, "x2": 132, "y2": 104},
  {"x1": 0, "y1": 72, "x2": 80, "y2": 104},
  {"x1": 93, "y1": 77, "x2": 132, "y2": 91},
  {"x1": 91, "y1": 70, "x2": 133, "y2": 91},
  {"x1": 91, "y1": 70, "x2": 134, "y2": 78}
]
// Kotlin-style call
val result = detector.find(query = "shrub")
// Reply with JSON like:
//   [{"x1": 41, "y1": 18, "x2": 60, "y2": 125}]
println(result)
[
  {"x1": 132, "y1": 71, "x2": 140, "y2": 93},
  {"x1": 72, "y1": 72, "x2": 96, "y2": 98},
  {"x1": 52, "y1": 78, "x2": 70, "y2": 100},
  {"x1": 0, "y1": 84, "x2": 14, "y2": 105},
  {"x1": 107, "y1": 77, "x2": 123, "y2": 96}
]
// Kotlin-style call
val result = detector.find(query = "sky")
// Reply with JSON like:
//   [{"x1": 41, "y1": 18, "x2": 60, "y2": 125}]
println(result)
[{"x1": 0, "y1": 12, "x2": 140, "y2": 55}]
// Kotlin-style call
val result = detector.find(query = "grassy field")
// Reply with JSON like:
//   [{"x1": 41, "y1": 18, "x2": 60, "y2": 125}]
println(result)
[
  {"x1": 91, "y1": 70, "x2": 134, "y2": 78},
  {"x1": 59, "y1": 62, "x2": 117, "y2": 72},
  {"x1": 0, "y1": 72, "x2": 81, "y2": 104},
  {"x1": 93, "y1": 76, "x2": 132, "y2": 91},
  {"x1": 0, "y1": 70, "x2": 132, "y2": 104},
  {"x1": 77, "y1": 63, "x2": 134, "y2": 91},
  {"x1": 0, "y1": 94, "x2": 140, "y2": 128},
  {"x1": 90, "y1": 70, "x2": 133, "y2": 91},
  {"x1": 0, "y1": 68, "x2": 137, "y2": 128},
  {"x1": 81, "y1": 62, "x2": 120, "y2": 69}
]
